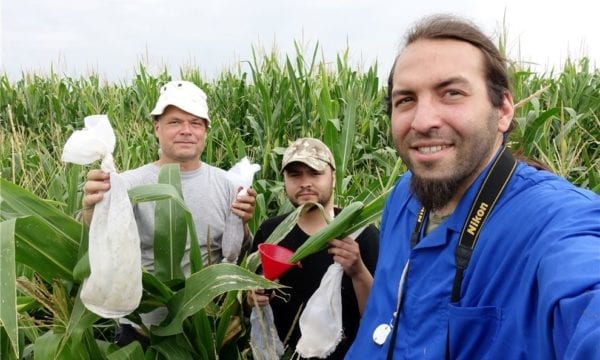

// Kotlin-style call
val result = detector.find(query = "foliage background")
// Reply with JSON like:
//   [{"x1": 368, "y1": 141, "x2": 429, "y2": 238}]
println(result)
[
  {"x1": 2, "y1": 46, "x2": 598, "y2": 229},
  {"x1": 0, "y1": 44, "x2": 599, "y2": 359}
]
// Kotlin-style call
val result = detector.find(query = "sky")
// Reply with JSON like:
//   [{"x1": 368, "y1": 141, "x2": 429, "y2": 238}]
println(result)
[{"x1": 1, "y1": 0, "x2": 598, "y2": 84}]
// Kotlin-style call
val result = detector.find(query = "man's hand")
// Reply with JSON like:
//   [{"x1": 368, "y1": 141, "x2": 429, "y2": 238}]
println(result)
[
  {"x1": 231, "y1": 187, "x2": 257, "y2": 224},
  {"x1": 246, "y1": 288, "x2": 271, "y2": 308},
  {"x1": 81, "y1": 169, "x2": 111, "y2": 224},
  {"x1": 328, "y1": 237, "x2": 368, "y2": 278}
]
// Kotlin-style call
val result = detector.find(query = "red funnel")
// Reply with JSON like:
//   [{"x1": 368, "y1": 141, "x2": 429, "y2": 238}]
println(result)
[{"x1": 258, "y1": 243, "x2": 298, "y2": 280}]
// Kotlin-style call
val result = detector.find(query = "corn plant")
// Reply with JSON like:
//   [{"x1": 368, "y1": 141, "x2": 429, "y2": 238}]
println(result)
[
  {"x1": 0, "y1": 165, "x2": 282, "y2": 359},
  {"x1": 1, "y1": 42, "x2": 599, "y2": 359}
]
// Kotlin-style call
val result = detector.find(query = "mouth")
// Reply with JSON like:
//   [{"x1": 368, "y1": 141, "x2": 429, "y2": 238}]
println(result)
[
  {"x1": 297, "y1": 192, "x2": 317, "y2": 197},
  {"x1": 416, "y1": 145, "x2": 449, "y2": 154}
]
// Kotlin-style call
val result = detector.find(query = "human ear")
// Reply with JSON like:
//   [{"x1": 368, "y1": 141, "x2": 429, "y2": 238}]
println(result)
[{"x1": 497, "y1": 91, "x2": 514, "y2": 133}]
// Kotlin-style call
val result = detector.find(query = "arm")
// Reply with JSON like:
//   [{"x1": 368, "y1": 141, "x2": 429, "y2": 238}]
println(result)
[
  {"x1": 540, "y1": 232, "x2": 600, "y2": 358},
  {"x1": 80, "y1": 169, "x2": 111, "y2": 224}
]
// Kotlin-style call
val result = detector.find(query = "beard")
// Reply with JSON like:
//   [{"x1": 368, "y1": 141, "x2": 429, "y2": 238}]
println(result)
[
  {"x1": 405, "y1": 112, "x2": 500, "y2": 211},
  {"x1": 410, "y1": 174, "x2": 461, "y2": 211}
]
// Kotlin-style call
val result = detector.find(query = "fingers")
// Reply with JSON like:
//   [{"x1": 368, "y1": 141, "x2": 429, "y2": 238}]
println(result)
[
  {"x1": 82, "y1": 170, "x2": 111, "y2": 208},
  {"x1": 328, "y1": 237, "x2": 363, "y2": 276},
  {"x1": 231, "y1": 187, "x2": 257, "y2": 223},
  {"x1": 246, "y1": 288, "x2": 270, "y2": 307}
]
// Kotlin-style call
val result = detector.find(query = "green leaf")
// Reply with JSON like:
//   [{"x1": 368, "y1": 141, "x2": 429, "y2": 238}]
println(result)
[
  {"x1": 154, "y1": 164, "x2": 186, "y2": 282},
  {"x1": 0, "y1": 178, "x2": 82, "y2": 244},
  {"x1": 107, "y1": 342, "x2": 145, "y2": 360},
  {"x1": 214, "y1": 292, "x2": 239, "y2": 349},
  {"x1": 0, "y1": 218, "x2": 18, "y2": 359},
  {"x1": 72, "y1": 251, "x2": 90, "y2": 282},
  {"x1": 33, "y1": 331, "x2": 62, "y2": 360},
  {"x1": 151, "y1": 336, "x2": 195, "y2": 360},
  {"x1": 153, "y1": 264, "x2": 282, "y2": 336},
  {"x1": 289, "y1": 201, "x2": 364, "y2": 263},
  {"x1": 57, "y1": 291, "x2": 100, "y2": 357},
  {"x1": 335, "y1": 87, "x2": 358, "y2": 195},
  {"x1": 128, "y1": 174, "x2": 203, "y2": 275},
  {"x1": 13, "y1": 216, "x2": 78, "y2": 282},
  {"x1": 342, "y1": 187, "x2": 391, "y2": 236},
  {"x1": 141, "y1": 271, "x2": 175, "y2": 304}
]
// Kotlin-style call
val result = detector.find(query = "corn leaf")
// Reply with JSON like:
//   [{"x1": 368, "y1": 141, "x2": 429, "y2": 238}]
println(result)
[
  {"x1": 0, "y1": 178, "x2": 81, "y2": 244},
  {"x1": 152, "y1": 335, "x2": 196, "y2": 360},
  {"x1": 14, "y1": 215, "x2": 79, "y2": 281},
  {"x1": 58, "y1": 291, "x2": 100, "y2": 356},
  {"x1": 128, "y1": 180, "x2": 203, "y2": 275},
  {"x1": 341, "y1": 187, "x2": 392, "y2": 236},
  {"x1": 154, "y1": 164, "x2": 186, "y2": 282},
  {"x1": 106, "y1": 342, "x2": 144, "y2": 360},
  {"x1": 0, "y1": 218, "x2": 18, "y2": 359},
  {"x1": 153, "y1": 263, "x2": 283, "y2": 336},
  {"x1": 289, "y1": 201, "x2": 364, "y2": 263}
]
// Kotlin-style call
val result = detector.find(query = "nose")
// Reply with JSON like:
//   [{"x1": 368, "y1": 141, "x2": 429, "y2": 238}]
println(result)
[
  {"x1": 411, "y1": 96, "x2": 441, "y2": 133},
  {"x1": 299, "y1": 174, "x2": 313, "y2": 189},
  {"x1": 179, "y1": 121, "x2": 193, "y2": 134}
]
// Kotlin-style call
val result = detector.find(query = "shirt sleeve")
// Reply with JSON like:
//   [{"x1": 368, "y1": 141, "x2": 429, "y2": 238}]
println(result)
[{"x1": 537, "y1": 203, "x2": 600, "y2": 358}]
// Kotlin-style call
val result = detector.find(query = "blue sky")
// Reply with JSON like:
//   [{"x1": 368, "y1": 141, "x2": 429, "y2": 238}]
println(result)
[{"x1": 2, "y1": 0, "x2": 597, "y2": 83}]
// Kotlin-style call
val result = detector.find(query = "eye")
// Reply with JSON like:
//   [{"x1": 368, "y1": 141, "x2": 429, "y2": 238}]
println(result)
[
  {"x1": 444, "y1": 89, "x2": 463, "y2": 98},
  {"x1": 393, "y1": 96, "x2": 414, "y2": 109}
]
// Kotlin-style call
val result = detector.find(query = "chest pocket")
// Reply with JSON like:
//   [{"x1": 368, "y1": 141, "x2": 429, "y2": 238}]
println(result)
[{"x1": 447, "y1": 304, "x2": 503, "y2": 359}]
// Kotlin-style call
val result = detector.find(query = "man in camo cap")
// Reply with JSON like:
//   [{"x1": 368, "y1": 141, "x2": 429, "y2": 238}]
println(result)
[
  {"x1": 281, "y1": 137, "x2": 336, "y2": 173},
  {"x1": 247, "y1": 137, "x2": 379, "y2": 358}
]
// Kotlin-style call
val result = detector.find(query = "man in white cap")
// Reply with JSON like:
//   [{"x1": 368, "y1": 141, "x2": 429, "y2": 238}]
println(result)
[
  {"x1": 82, "y1": 80, "x2": 257, "y2": 346},
  {"x1": 82, "y1": 80, "x2": 256, "y2": 270},
  {"x1": 247, "y1": 138, "x2": 379, "y2": 359}
]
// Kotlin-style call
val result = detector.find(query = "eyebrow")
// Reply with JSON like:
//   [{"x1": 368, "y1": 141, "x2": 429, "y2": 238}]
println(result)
[
  {"x1": 435, "y1": 76, "x2": 471, "y2": 91},
  {"x1": 391, "y1": 76, "x2": 472, "y2": 98}
]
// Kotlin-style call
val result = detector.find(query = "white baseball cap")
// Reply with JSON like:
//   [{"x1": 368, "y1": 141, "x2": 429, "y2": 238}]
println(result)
[{"x1": 150, "y1": 81, "x2": 210, "y2": 125}]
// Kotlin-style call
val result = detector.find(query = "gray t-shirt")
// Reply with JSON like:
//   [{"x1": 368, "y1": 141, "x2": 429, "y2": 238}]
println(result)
[{"x1": 121, "y1": 162, "x2": 238, "y2": 274}]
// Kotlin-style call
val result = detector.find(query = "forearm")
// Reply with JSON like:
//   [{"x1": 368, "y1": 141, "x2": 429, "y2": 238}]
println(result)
[
  {"x1": 82, "y1": 207, "x2": 94, "y2": 225},
  {"x1": 351, "y1": 265, "x2": 374, "y2": 314}
]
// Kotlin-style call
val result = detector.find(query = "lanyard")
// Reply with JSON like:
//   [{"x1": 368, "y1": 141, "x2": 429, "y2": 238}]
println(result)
[{"x1": 384, "y1": 147, "x2": 517, "y2": 359}]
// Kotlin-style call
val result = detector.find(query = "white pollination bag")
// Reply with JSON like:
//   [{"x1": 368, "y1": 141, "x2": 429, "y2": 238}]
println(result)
[
  {"x1": 296, "y1": 227, "x2": 366, "y2": 358},
  {"x1": 222, "y1": 156, "x2": 261, "y2": 263},
  {"x1": 62, "y1": 115, "x2": 142, "y2": 318},
  {"x1": 296, "y1": 262, "x2": 344, "y2": 358},
  {"x1": 250, "y1": 304, "x2": 284, "y2": 360}
]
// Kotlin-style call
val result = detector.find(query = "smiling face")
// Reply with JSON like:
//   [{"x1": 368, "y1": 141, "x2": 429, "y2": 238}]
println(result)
[
  {"x1": 389, "y1": 38, "x2": 513, "y2": 210},
  {"x1": 283, "y1": 162, "x2": 335, "y2": 208},
  {"x1": 154, "y1": 105, "x2": 208, "y2": 171}
]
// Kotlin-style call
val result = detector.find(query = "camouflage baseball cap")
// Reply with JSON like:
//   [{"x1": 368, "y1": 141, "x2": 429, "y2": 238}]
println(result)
[{"x1": 281, "y1": 138, "x2": 336, "y2": 172}]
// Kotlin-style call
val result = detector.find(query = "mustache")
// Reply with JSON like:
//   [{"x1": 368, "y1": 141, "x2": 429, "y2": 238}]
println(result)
[{"x1": 295, "y1": 190, "x2": 317, "y2": 197}]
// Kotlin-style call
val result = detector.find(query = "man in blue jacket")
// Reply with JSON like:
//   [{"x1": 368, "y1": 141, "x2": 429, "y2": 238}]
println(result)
[{"x1": 346, "y1": 15, "x2": 600, "y2": 359}]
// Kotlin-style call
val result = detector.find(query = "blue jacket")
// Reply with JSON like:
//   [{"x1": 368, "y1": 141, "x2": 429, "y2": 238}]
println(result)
[{"x1": 346, "y1": 161, "x2": 600, "y2": 359}]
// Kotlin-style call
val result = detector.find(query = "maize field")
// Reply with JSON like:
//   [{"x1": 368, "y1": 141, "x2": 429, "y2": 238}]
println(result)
[{"x1": 0, "y1": 43, "x2": 598, "y2": 359}]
